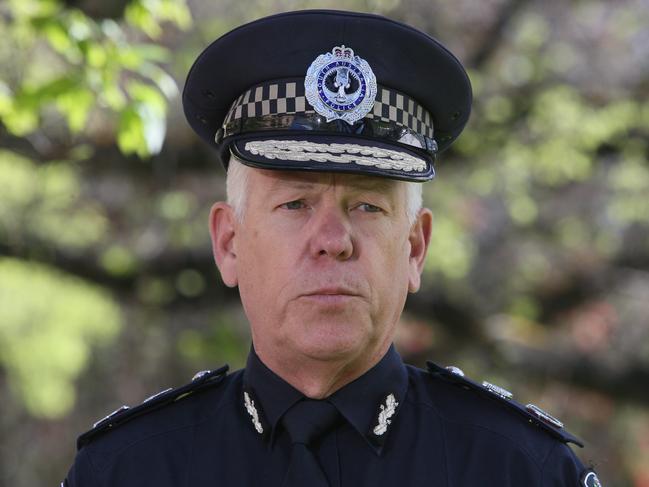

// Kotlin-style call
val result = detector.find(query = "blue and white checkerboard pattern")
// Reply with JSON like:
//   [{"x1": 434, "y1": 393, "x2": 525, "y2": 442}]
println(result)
[{"x1": 223, "y1": 79, "x2": 434, "y2": 139}]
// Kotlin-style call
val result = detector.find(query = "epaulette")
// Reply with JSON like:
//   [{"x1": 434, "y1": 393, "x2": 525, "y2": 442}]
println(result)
[
  {"x1": 426, "y1": 361, "x2": 584, "y2": 447},
  {"x1": 77, "y1": 365, "x2": 229, "y2": 450}
]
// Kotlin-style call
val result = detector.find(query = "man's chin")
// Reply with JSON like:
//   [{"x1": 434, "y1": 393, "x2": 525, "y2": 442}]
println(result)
[{"x1": 290, "y1": 323, "x2": 371, "y2": 362}]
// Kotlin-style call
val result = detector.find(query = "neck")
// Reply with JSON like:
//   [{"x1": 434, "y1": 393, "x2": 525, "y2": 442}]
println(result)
[{"x1": 253, "y1": 340, "x2": 393, "y2": 399}]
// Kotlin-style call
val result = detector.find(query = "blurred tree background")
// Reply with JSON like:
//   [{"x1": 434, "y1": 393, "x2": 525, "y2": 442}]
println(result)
[{"x1": 0, "y1": 0, "x2": 648, "y2": 484}]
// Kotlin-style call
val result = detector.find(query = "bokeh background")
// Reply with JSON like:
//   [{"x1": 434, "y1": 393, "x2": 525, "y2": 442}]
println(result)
[{"x1": 1, "y1": 0, "x2": 648, "y2": 485}]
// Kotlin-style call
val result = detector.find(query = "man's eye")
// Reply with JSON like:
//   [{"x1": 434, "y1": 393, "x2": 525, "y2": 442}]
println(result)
[
  {"x1": 280, "y1": 200, "x2": 306, "y2": 210},
  {"x1": 358, "y1": 203, "x2": 383, "y2": 213}
]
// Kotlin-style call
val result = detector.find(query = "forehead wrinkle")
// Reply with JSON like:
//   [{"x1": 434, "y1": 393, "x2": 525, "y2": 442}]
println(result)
[
  {"x1": 262, "y1": 170, "x2": 334, "y2": 195},
  {"x1": 258, "y1": 169, "x2": 401, "y2": 200},
  {"x1": 330, "y1": 172, "x2": 399, "y2": 192}
]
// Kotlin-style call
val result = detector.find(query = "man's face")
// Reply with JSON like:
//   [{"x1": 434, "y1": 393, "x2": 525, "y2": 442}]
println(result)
[{"x1": 210, "y1": 166, "x2": 431, "y2": 368}]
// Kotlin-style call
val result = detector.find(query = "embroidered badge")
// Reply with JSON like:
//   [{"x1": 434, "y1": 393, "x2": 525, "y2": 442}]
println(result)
[
  {"x1": 305, "y1": 45, "x2": 377, "y2": 124},
  {"x1": 581, "y1": 469, "x2": 603, "y2": 487},
  {"x1": 373, "y1": 394, "x2": 399, "y2": 436},
  {"x1": 243, "y1": 391, "x2": 264, "y2": 434}
]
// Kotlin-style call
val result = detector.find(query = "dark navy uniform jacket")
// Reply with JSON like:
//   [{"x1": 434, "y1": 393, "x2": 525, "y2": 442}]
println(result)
[{"x1": 64, "y1": 345, "x2": 597, "y2": 486}]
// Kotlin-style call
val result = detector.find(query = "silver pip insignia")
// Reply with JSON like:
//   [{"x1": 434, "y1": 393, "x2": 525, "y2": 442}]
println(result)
[
  {"x1": 526, "y1": 403, "x2": 564, "y2": 429},
  {"x1": 305, "y1": 45, "x2": 377, "y2": 124}
]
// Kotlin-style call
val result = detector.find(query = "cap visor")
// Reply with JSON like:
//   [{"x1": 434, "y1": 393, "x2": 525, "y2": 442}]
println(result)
[{"x1": 230, "y1": 134, "x2": 434, "y2": 182}]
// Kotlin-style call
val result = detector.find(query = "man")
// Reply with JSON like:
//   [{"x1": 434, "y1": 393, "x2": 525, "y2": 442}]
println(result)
[{"x1": 63, "y1": 9, "x2": 603, "y2": 487}]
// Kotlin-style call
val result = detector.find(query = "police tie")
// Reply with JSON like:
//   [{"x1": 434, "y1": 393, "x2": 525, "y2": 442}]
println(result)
[{"x1": 281, "y1": 399, "x2": 341, "y2": 487}]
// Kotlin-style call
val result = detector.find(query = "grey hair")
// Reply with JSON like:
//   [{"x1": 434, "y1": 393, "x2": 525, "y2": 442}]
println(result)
[
  {"x1": 226, "y1": 156, "x2": 422, "y2": 225},
  {"x1": 226, "y1": 156, "x2": 252, "y2": 222}
]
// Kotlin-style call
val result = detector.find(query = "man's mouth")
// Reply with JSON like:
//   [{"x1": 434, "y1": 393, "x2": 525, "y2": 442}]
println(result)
[
  {"x1": 299, "y1": 287, "x2": 361, "y2": 303},
  {"x1": 303, "y1": 286, "x2": 359, "y2": 296}
]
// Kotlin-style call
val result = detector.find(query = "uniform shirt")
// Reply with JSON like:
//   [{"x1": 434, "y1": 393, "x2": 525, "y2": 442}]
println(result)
[{"x1": 64, "y1": 345, "x2": 597, "y2": 486}]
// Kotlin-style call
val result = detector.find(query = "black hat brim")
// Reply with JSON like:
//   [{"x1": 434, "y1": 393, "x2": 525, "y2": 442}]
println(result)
[{"x1": 230, "y1": 133, "x2": 435, "y2": 182}]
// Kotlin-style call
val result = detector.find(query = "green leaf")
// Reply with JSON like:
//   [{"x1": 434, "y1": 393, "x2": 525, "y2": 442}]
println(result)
[
  {"x1": 125, "y1": 1, "x2": 162, "y2": 38},
  {"x1": 127, "y1": 81, "x2": 166, "y2": 114},
  {"x1": 0, "y1": 105, "x2": 39, "y2": 135},
  {"x1": 139, "y1": 61, "x2": 178, "y2": 99},
  {"x1": 138, "y1": 103, "x2": 166, "y2": 154},
  {"x1": 56, "y1": 87, "x2": 94, "y2": 133},
  {"x1": 86, "y1": 43, "x2": 108, "y2": 68},
  {"x1": 67, "y1": 9, "x2": 94, "y2": 41},
  {"x1": 122, "y1": 43, "x2": 170, "y2": 64},
  {"x1": 126, "y1": 82, "x2": 168, "y2": 154},
  {"x1": 10, "y1": 0, "x2": 60, "y2": 20},
  {"x1": 124, "y1": 0, "x2": 192, "y2": 38},
  {"x1": 117, "y1": 98, "x2": 166, "y2": 157},
  {"x1": 99, "y1": 73, "x2": 127, "y2": 110},
  {"x1": 117, "y1": 104, "x2": 147, "y2": 156},
  {"x1": 41, "y1": 18, "x2": 72, "y2": 52}
]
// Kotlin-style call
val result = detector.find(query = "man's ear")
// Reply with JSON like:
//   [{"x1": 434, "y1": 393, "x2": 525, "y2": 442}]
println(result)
[
  {"x1": 209, "y1": 202, "x2": 239, "y2": 287},
  {"x1": 408, "y1": 208, "x2": 433, "y2": 293}
]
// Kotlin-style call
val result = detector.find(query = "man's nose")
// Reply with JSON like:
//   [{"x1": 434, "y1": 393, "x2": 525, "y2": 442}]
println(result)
[{"x1": 308, "y1": 206, "x2": 354, "y2": 260}]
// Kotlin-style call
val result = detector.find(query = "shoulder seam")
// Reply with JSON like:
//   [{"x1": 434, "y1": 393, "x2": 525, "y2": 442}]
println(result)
[
  {"x1": 81, "y1": 442, "x2": 102, "y2": 487},
  {"x1": 90, "y1": 394, "x2": 240, "y2": 475},
  {"x1": 424, "y1": 361, "x2": 584, "y2": 447},
  {"x1": 78, "y1": 365, "x2": 229, "y2": 450},
  {"x1": 406, "y1": 396, "x2": 546, "y2": 469},
  {"x1": 540, "y1": 441, "x2": 573, "y2": 486}
]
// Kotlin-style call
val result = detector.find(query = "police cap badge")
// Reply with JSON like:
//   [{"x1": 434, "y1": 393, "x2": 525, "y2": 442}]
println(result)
[
  {"x1": 304, "y1": 45, "x2": 377, "y2": 124},
  {"x1": 183, "y1": 10, "x2": 472, "y2": 182}
]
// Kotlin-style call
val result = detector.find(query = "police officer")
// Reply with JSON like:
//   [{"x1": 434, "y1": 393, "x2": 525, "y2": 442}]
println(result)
[{"x1": 63, "y1": 10, "x2": 603, "y2": 487}]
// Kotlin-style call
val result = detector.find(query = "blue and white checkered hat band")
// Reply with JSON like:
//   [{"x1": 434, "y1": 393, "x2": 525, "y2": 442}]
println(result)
[{"x1": 223, "y1": 79, "x2": 434, "y2": 139}]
